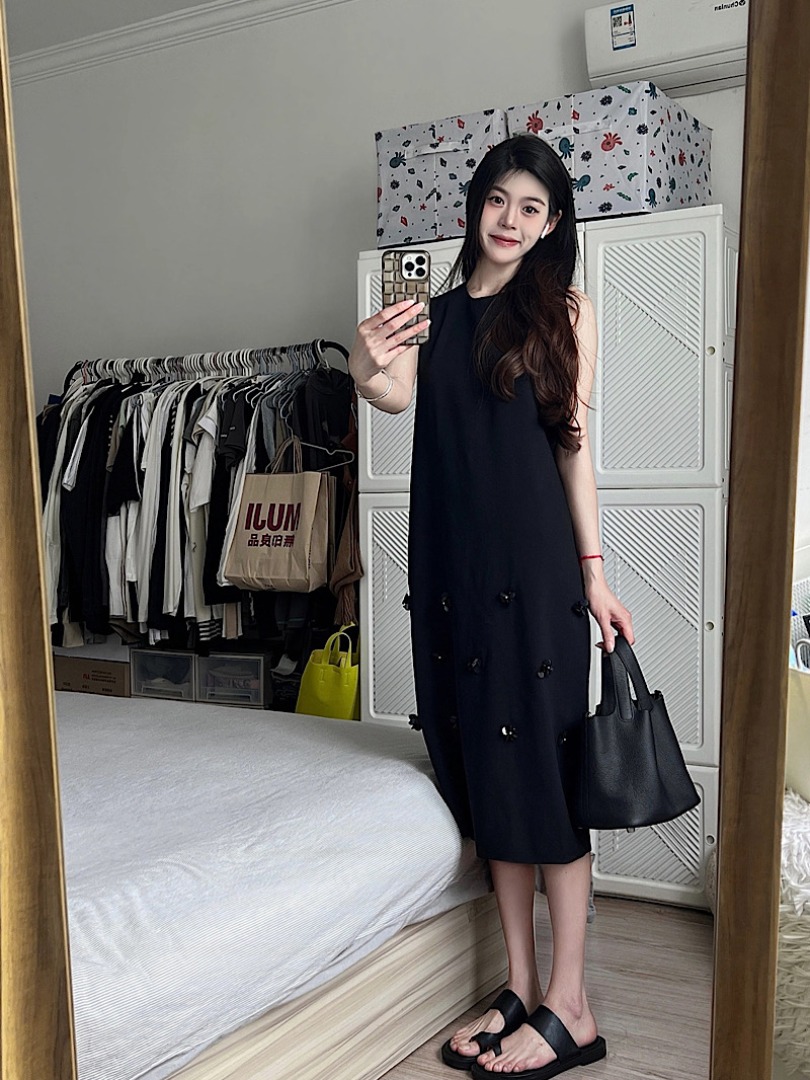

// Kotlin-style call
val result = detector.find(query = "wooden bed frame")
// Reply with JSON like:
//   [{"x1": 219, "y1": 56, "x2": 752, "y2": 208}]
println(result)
[
  {"x1": 173, "y1": 894, "x2": 505, "y2": 1080},
  {"x1": 1, "y1": 1, "x2": 809, "y2": 1078}
]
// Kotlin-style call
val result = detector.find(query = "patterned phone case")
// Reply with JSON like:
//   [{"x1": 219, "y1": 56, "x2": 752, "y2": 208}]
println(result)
[{"x1": 381, "y1": 249, "x2": 431, "y2": 345}]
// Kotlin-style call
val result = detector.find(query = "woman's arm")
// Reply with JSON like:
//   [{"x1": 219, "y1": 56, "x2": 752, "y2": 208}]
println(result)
[
  {"x1": 349, "y1": 298, "x2": 426, "y2": 415},
  {"x1": 555, "y1": 290, "x2": 635, "y2": 651}
]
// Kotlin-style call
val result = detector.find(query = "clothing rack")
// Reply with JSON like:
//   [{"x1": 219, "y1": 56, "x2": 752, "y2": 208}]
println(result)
[{"x1": 62, "y1": 339, "x2": 350, "y2": 393}]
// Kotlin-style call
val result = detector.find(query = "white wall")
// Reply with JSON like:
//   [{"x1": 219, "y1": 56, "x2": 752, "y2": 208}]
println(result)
[{"x1": 8, "y1": 0, "x2": 745, "y2": 407}]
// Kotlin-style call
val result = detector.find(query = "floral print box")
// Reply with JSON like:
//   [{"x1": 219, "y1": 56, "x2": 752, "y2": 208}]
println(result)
[
  {"x1": 375, "y1": 109, "x2": 508, "y2": 248},
  {"x1": 506, "y1": 81, "x2": 712, "y2": 219}
]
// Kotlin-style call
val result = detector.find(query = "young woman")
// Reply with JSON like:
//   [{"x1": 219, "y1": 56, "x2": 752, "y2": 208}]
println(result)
[{"x1": 348, "y1": 134, "x2": 634, "y2": 1079}]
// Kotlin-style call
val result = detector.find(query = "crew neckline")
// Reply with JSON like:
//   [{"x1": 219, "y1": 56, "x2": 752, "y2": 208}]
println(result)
[{"x1": 464, "y1": 286, "x2": 498, "y2": 300}]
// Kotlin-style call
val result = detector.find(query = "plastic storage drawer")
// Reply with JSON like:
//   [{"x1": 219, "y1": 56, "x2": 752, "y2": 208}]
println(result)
[
  {"x1": 196, "y1": 653, "x2": 270, "y2": 708},
  {"x1": 131, "y1": 649, "x2": 195, "y2": 700}
]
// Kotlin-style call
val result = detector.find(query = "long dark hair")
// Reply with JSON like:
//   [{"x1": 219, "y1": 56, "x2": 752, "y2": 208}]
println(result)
[{"x1": 446, "y1": 134, "x2": 584, "y2": 453}]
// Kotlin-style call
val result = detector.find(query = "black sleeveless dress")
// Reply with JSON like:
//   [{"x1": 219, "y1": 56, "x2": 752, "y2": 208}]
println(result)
[{"x1": 407, "y1": 283, "x2": 592, "y2": 865}]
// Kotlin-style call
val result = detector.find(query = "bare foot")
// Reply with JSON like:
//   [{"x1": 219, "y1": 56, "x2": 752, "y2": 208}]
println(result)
[
  {"x1": 475, "y1": 993, "x2": 598, "y2": 1074},
  {"x1": 449, "y1": 983, "x2": 542, "y2": 1061}
]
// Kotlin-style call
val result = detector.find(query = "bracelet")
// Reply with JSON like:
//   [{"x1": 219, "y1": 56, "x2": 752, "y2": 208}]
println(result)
[
  {"x1": 356, "y1": 371, "x2": 394, "y2": 403},
  {"x1": 579, "y1": 554, "x2": 604, "y2": 562}
]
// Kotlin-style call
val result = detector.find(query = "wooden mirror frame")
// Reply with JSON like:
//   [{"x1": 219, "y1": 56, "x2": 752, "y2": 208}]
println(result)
[{"x1": 0, "y1": 0, "x2": 808, "y2": 1077}]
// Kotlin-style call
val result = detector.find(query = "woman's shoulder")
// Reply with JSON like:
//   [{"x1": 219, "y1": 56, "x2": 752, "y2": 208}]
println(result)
[
  {"x1": 433, "y1": 282, "x2": 466, "y2": 306},
  {"x1": 426, "y1": 282, "x2": 466, "y2": 324},
  {"x1": 566, "y1": 286, "x2": 595, "y2": 328}
]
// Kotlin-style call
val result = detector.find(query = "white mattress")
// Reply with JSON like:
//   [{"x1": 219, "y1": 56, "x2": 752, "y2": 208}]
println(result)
[{"x1": 53, "y1": 692, "x2": 490, "y2": 1080}]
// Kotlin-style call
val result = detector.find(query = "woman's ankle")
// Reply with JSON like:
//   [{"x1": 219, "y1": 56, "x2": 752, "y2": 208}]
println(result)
[{"x1": 505, "y1": 971, "x2": 543, "y2": 1005}]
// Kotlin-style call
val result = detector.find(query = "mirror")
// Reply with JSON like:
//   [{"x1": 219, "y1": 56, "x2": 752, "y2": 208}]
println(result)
[{"x1": 0, "y1": 1, "x2": 806, "y2": 1078}]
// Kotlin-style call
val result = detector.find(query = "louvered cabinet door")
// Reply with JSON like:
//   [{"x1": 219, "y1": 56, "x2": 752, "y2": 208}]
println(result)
[
  {"x1": 356, "y1": 240, "x2": 462, "y2": 493},
  {"x1": 586, "y1": 488, "x2": 725, "y2": 769},
  {"x1": 584, "y1": 205, "x2": 738, "y2": 488},
  {"x1": 591, "y1": 764, "x2": 718, "y2": 910},
  {"x1": 358, "y1": 493, "x2": 415, "y2": 725}
]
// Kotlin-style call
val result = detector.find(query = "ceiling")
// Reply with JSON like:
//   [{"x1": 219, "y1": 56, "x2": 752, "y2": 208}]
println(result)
[{"x1": 4, "y1": 0, "x2": 217, "y2": 57}]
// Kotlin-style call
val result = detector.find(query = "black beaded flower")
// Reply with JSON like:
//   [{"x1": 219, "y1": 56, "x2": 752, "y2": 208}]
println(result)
[
  {"x1": 536, "y1": 659, "x2": 554, "y2": 679},
  {"x1": 408, "y1": 713, "x2": 422, "y2": 731},
  {"x1": 467, "y1": 657, "x2": 482, "y2": 674},
  {"x1": 401, "y1": 593, "x2": 410, "y2": 612},
  {"x1": 500, "y1": 725, "x2": 518, "y2": 742},
  {"x1": 571, "y1": 599, "x2": 589, "y2": 617},
  {"x1": 498, "y1": 590, "x2": 516, "y2": 606},
  {"x1": 440, "y1": 592, "x2": 451, "y2": 612}
]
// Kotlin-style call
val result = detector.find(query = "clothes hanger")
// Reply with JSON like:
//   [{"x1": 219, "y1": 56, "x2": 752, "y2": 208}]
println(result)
[
  {"x1": 315, "y1": 339, "x2": 350, "y2": 368},
  {"x1": 295, "y1": 441, "x2": 355, "y2": 468}
]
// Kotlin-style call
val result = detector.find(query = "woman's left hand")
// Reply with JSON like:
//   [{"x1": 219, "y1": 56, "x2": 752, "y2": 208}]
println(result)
[{"x1": 585, "y1": 578, "x2": 634, "y2": 653}]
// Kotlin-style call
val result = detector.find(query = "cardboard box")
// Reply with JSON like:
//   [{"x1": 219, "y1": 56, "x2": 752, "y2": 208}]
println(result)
[
  {"x1": 52, "y1": 655, "x2": 131, "y2": 697},
  {"x1": 506, "y1": 81, "x2": 712, "y2": 220},
  {"x1": 376, "y1": 108, "x2": 509, "y2": 247}
]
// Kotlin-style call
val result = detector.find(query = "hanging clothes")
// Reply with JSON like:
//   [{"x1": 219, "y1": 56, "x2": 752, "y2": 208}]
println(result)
[{"x1": 39, "y1": 343, "x2": 358, "y2": 649}]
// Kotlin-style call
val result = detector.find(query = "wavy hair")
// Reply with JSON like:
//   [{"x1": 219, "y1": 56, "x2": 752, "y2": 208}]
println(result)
[{"x1": 445, "y1": 134, "x2": 585, "y2": 453}]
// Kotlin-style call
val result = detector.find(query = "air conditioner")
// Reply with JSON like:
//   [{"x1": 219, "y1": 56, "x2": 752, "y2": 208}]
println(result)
[{"x1": 585, "y1": 0, "x2": 749, "y2": 96}]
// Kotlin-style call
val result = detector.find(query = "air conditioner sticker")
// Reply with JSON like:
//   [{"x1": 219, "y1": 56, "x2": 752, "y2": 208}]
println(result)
[{"x1": 610, "y1": 4, "x2": 637, "y2": 50}]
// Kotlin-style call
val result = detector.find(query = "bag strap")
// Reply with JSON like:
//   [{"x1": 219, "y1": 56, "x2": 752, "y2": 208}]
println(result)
[
  {"x1": 267, "y1": 435, "x2": 303, "y2": 475},
  {"x1": 600, "y1": 650, "x2": 635, "y2": 720},
  {"x1": 611, "y1": 634, "x2": 655, "y2": 711},
  {"x1": 324, "y1": 623, "x2": 357, "y2": 666}
]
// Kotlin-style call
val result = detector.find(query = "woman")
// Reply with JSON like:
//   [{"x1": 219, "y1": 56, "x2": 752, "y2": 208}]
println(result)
[{"x1": 348, "y1": 134, "x2": 634, "y2": 1079}]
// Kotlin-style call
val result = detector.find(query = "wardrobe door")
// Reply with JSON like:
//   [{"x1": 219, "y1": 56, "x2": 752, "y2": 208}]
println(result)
[
  {"x1": 356, "y1": 240, "x2": 462, "y2": 494},
  {"x1": 584, "y1": 204, "x2": 736, "y2": 488},
  {"x1": 587, "y1": 487, "x2": 725, "y2": 769},
  {"x1": 358, "y1": 492, "x2": 415, "y2": 725},
  {"x1": 591, "y1": 764, "x2": 718, "y2": 910}
]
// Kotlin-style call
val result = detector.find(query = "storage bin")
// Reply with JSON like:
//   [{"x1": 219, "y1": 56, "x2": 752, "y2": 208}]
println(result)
[
  {"x1": 196, "y1": 653, "x2": 271, "y2": 709},
  {"x1": 375, "y1": 108, "x2": 508, "y2": 247},
  {"x1": 506, "y1": 81, "x2": 711, "y2": 220},
  {"x1": 131, "y1": 649, "x2": 195, "y2": 700},
  {"x1": 52, "y1": 655, "x2": 131, "y2": 697}
]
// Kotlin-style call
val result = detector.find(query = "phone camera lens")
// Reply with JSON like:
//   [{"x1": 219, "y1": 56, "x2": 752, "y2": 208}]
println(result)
[
  {"x1": 403, "y1": 261, "x2": 414, "y2": 273},
  {"x1": 415, "y1": 256, "x2": 426, "y2": 266},
  {"x1": 416, "y1": 268, "x2": 426, "y2": 277}
]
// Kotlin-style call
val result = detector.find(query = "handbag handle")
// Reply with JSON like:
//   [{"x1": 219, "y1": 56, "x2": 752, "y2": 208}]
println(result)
[
  {"x1": 600, "y1": 634, "x2": 655, "y2": 719},
  {"x1": 267, "y1": 435, "x2": 303, "y2": 475},
  {"x1": 600, "y1": 650, "x2": 635, "y2": 720},
  {"x1": 324, "y1": 623, "x2": 358, "y2": 667}
]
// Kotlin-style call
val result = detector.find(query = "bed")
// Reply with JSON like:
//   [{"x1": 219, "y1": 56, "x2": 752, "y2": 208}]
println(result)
[{"x1": 54, "y1": 692, "x2": 506, "y2": 1080}]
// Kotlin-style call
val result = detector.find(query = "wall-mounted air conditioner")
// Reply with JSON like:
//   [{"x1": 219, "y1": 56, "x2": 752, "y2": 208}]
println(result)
[{"x1": 585, "y1": 0, "x2": 749, "y2": 96}]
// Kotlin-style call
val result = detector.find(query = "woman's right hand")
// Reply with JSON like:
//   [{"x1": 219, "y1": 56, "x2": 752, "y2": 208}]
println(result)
[{"x1": 348, "y1": 299, "x2": 429, "y2": 386}]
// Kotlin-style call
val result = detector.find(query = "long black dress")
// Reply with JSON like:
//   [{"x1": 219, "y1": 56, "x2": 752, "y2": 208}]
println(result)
[{"x1": 407, "y1": 283, "x2": 592, "y2": 865}]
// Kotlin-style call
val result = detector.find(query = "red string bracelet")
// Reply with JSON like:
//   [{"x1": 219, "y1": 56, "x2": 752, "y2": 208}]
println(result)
[{"x1": 579, "y1": 554, "x2": 604, "y2": 562}]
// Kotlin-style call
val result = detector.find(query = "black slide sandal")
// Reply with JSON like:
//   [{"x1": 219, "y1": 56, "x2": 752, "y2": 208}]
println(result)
[
  {"x1": 441, "y1": 988, "x2": 528, "y2": 1070},
  {"x1": 469, "y1": 1003, "x2": 607, "y2": 1079}
]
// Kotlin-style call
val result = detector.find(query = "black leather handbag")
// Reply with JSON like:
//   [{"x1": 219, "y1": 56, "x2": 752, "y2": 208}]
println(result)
[{"x1": 570, "y1": 633, "x2": 700, "y2": 830}]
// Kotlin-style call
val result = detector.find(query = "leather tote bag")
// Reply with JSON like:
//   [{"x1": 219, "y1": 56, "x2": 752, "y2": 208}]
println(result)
[
  {"x1": 223, "y1": 436, "x2": 330, "y2": 592},
  {"x1": 570, "y1": 633, "x2": 700, "y2": 830}
]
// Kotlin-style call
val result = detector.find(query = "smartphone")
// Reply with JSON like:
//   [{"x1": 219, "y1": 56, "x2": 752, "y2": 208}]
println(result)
[{"x1": 381, "y1": 248, "x2": 431, "y2": 346}]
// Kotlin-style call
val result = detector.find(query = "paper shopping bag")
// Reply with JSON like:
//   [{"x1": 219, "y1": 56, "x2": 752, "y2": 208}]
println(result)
[{"x1": 223, "y1": 436, "x2": 330, "y2": 592}]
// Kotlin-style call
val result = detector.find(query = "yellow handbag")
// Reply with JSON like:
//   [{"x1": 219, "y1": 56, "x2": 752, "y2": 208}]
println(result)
[{"x1": 295, "y1": 624, "x2": 360, "y2": 721}]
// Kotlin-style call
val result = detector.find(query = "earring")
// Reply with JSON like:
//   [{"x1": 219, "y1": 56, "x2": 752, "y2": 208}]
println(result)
[{"x1": 541, "y1": 224, "x2": 549, "y2": 239}]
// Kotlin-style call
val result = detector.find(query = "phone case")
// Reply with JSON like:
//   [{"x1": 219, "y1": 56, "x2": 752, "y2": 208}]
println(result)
[{"x1": 381, "y1": 249, "x2": 431, "y2": 345}]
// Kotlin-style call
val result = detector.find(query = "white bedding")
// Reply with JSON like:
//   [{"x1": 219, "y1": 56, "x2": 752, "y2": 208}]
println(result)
[{"x1": 53, "y1": 692, "x2": 490, "y2": 1080}]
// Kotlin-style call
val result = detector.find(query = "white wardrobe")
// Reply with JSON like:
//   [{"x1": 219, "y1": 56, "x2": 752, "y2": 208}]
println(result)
[{"x1": 356, "y1": 204, "x2": 738, "y2": 910}]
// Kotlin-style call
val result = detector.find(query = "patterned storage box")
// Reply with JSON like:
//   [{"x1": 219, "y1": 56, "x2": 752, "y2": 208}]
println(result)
[
  {"x1": 375, "y1": 109, "x2": 508, "y2": 247},
  {"x1": 506, "y1": 81, "x2": 711, "y2": 220}
]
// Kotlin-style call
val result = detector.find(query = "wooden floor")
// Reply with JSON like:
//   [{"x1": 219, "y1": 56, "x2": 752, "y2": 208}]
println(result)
[{"x1": 381, "y1": 895, "x2": 714, "y2": 1080}]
